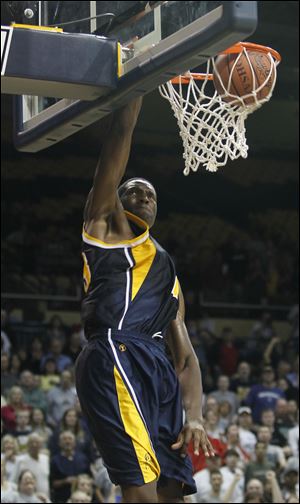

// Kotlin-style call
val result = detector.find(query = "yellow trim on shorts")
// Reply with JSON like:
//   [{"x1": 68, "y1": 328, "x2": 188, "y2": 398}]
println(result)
[{"x1": 113, "y1": 366, "x2": 160, "y2": 483}]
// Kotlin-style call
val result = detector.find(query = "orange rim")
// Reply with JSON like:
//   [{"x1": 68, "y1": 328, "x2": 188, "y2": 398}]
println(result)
[
  {"x1": 221, "y1": 41, "x2": 281, "y2": 62},
  {"x1": 171, "y1": 73, "x2": 213, "y2": 84},
  {"x1": 170, "y1": 42, "x2": 281, "y2": 84}
]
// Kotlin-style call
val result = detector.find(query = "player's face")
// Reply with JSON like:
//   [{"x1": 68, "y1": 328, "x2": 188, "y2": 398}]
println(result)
[{"x1": 121, "y1": 182, "x2": 157, "y2": 227}]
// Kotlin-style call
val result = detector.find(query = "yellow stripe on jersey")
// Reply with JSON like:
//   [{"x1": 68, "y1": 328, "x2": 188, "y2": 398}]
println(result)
[
  {"x1": 113, "y1": 366, "x2": 160, "y2": 483},
  {"x1": 172, "y1": 276, "x2": 179, "y2": 299},
  {"x1": 82, "y1": 252, "x2": 91, "y2": 293},
  {"x1": 131, "y1": 238, "x2": 156, "y2": 301}
]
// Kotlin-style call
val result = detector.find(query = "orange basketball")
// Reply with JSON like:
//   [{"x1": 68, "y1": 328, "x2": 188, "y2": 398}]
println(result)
[{"x1": 213, "y1": 50, "x2": 275, "y2": 105}]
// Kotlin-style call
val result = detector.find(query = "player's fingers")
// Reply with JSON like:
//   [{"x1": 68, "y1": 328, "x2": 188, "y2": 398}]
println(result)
[
  {"x1": 179, "y1": 428, "x2": 193, "y2": 457},
  {"x1": 200, "y1": 432, "x2": 215, "y2": 457},
  {"x1": 206, "y1": 439, "x2": 216, "y2": 457},
  {"x1": 171, "y1": 432, "x2": 184, "y2": 450},
  {"x1": 193, "y1": 430, "x2": 201, "y2": 456}
]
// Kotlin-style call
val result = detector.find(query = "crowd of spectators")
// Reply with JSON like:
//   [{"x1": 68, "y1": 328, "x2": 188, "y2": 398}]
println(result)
[
  {"x1": 1, "y1": 311, "x2": 115, "y2": 503},
  {"x1": 1, "y1": 305, "x2": 299, "y2": 503}
]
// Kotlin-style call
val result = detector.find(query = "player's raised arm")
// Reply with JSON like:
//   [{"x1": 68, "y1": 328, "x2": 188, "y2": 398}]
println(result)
[{"x1": 84, "y1": 97, "x2": 142, "y2": 226}]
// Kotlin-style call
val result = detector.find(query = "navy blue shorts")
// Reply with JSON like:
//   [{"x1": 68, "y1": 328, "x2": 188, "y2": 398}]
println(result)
[{"x1": 75, "y1": 329, "x2": 196, "y2": 495}]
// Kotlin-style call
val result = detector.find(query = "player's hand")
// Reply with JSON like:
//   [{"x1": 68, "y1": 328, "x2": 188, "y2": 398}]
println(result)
[{"x1": 171, "y1": 420, "x2": 215, "y2": 458}]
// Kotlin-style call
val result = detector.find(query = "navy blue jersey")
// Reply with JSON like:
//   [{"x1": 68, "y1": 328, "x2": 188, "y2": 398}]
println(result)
[{"x1": 81, "y1": 211, "x2": 179, "y2": 338}]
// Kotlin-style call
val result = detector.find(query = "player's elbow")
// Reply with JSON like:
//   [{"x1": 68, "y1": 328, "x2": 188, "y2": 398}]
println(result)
[{"x1": 176, "y1": 350, "x2": 199, "y2": 376}]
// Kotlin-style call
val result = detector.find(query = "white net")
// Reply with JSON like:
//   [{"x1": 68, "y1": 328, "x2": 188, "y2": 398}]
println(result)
[{"x1": 159, "y1": 47, "x2": 279, "y2": 175}]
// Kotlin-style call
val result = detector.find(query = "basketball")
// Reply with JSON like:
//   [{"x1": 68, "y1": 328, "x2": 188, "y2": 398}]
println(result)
[{"x1": 213, "y1": 50, "x2": 276, "y2": 105}]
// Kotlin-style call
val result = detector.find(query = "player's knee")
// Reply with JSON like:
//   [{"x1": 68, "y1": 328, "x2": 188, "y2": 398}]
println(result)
[{"x1": 157, "y1": 477, "x2": 184, "y2": 503}]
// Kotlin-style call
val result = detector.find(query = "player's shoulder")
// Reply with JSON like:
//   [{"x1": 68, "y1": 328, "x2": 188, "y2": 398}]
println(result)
[{"x1": 150, "y1": 236, "x2": 169, "y2": 255}]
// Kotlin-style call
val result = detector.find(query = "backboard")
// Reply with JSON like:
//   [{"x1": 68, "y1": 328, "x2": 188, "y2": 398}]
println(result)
[{"x1": 9, "y1": 1, "x2": 258, "y2": 152}]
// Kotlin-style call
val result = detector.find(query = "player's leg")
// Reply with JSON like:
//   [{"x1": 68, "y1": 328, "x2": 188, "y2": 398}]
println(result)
[
  {"x1": 157, "y1": 477, "x2": 184, "y2": 503},
  {"x1": 75, "y1": 337, "x2": 161, "y2": 501},
  {"x1": 121, "y1": 480, "x2": 158, "y2": 503},
  {"x1": 156, "y1": 355, "x2": 196, "y2": 502}
]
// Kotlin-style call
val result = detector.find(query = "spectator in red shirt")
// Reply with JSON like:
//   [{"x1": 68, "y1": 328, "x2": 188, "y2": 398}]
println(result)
[
  {"x1": 1, "y1": 386, "x2": 30, "y2": 432},
  {"x1": 188, "y1": 437, "x2": 227, "y2": 474},
  {"x1": 218, "y1": 327, "x2": 239, "y2": 376}
]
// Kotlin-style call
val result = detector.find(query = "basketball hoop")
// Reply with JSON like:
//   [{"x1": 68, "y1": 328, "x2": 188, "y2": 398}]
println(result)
[{"x1": 159, "y1": 42, "x2": 281, "y2": 175}]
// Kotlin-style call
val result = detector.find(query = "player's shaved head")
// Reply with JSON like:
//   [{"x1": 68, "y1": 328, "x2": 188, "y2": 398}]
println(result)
[{"x1": 118, "y1": 178, "x2": 157, "y2": 200}]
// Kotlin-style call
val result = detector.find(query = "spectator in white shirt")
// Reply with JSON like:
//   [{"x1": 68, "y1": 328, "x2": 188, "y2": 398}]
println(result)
[
  {"x1": 288, "y1": 425, "x2": 299, "y2": 457},
  {"x1": 199, "y1": 469, "x2": 224, "y2": 503},
  {"x1": 220, "y1": 449, "x2": 244, "y2": 503},
  {"x1": 191, "y1": 454, "x2": 222, "y2": 503},
  {"x1": 193, "y1": 469, "x2": 242, "y2": 503},
  {"x1": 47, "y1": 370, "x2": 77, "y2": 428},
  {"x1": 237, "y1": 406, "x2": 257, "y2": 457},
  {"x1": 1, "y1": 459, "x2": 17, "y2": 495},
  {"x1": 1, "y1": 435, "x2": 20, "y2": 482},
  {"x1": 12, "y1": 433, "x2": 50, "y2": 497},
  {"x1": 90, "y1": 455, "x2": 114, "y2": 502},
  {"x1": 211, "y1": 376, "x2": 239, "y2": 415},
  {"x1": 2, "y1": 469, "x2": 51, "y2": 503},
  {"x1": 223, "y1": 424, "x2": 252, "y2": 471}
]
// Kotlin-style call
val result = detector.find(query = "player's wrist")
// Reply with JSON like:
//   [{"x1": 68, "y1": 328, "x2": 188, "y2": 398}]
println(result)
[{"x1": 185, "y1": 414, "x2": 205, "y2": 424}]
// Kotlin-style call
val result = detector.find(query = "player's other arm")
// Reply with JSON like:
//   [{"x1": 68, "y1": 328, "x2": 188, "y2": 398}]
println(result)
[
  {"x1": 84, "y1": 98, "x2": 142, "y2": 231},
  {"x1": 166, "y1": 287, "x2": 215, "y2": 458}
]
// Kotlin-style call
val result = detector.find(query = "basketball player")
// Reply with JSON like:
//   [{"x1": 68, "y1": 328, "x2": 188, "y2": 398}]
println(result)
[{"x1": 75, "y1": 97, "x2": 214, "y2": 503}]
